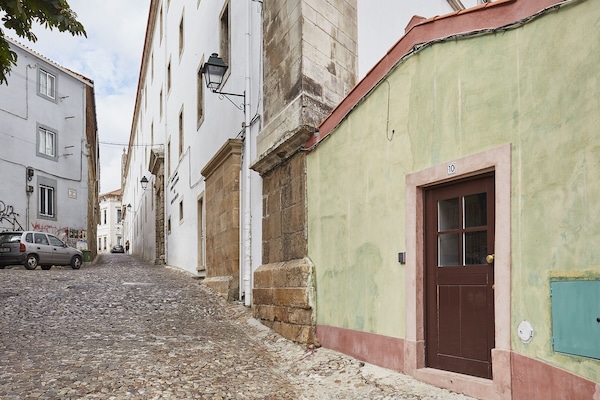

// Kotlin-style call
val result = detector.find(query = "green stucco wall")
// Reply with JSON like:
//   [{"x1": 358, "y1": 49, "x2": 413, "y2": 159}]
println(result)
[{"x1": 307, "y1": 0, "x2": 599, "y2": 382}]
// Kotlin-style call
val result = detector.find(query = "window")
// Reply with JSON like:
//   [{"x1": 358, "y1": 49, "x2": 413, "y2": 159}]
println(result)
[
  {"x1": 179, "y1": 199, "x2": 184, "y2": 222},
  {"x1": 39, "y1": 185, "x2": 55, "y2": 217},
  {"x1": 159, "y1": 6, "x2": 164, "y2": 43},
  {"x1": 197, "y1": 64, "x2": 204, "y2": 127},
  {"x1": 38, "y1": 69, "x2": 56, "y2": 100},
  {"x1": 179, "y1": 13, "x2": 185, "y2": 57},
  {"x1": 167, "y1": 139, "x2": 171, "y2": 177},
  {"x1": 220, "y1": 3, "x2": 230, "y2": 65},
  {"x1": 159, "y1": 89, "x2": 163, "y2": 119},
  {"x1": 103, "y1": 236, "x2": 107, "y2": 250},
  {"x1": 34, "y1": 233, "x2": 49, "y2": 245},
  {"x1": 37, "y1": 126, "x2": 56, "y2": 158},
  {"x1": 151, "y1": 121, "x2": 154, "y2": 145},
  {"x1": 167, "y1": 60, "x2": 172, "y2": 92},
  {"x1": 103, "y1": 209, "x2": 107, "y2": 225},
  {"x1": 167, "y1": 216, "x2": 172, "y2": 234},
  {"x1": 178, "y1": 108, "x2": 184, "y2": 156},
  {"x1": 48, "y1": 235, "x2": 63, "y2": 247}
]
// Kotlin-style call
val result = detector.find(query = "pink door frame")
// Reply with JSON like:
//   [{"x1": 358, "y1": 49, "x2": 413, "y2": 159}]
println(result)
[{"x1": 405, "y1": 144, "x2": 512, "y2": 400}]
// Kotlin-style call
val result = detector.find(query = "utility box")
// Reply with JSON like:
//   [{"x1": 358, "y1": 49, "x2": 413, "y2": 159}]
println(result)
[{"x1": 550, "y1": 280, "x2": 600, "y2": 360}]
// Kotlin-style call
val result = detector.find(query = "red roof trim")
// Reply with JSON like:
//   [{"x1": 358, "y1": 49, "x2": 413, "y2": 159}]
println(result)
[{"x1": 307, "y1": 0, "x2": 565, "y2": 149}]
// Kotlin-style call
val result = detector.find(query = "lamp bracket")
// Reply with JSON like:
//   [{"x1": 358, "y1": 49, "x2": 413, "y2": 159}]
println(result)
[{"x1": 213, "y1": 89, "x2": 245, "y2": 112}]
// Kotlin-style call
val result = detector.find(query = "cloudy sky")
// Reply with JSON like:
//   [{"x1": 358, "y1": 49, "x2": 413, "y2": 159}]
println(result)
[
  {"x1": 15, "y1": 1, "x2": 149, "y2": 194},
  {"x1": 10, "y1": 1, "x2": 455, "y2": 195}
]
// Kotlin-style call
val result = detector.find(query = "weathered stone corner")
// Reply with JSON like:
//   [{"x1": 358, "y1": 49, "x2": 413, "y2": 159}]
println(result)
[
  {"x1": 203, "y1": 276, "x2": 238, "y2": 302},
  {"x1": 252, "y1": 258, "x2": 316, "y2": 345}
]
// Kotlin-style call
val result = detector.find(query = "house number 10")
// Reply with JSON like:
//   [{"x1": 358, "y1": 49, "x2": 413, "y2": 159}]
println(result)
[{"x1": 447, "y1": 162, "x2": 457, "y2": 175}]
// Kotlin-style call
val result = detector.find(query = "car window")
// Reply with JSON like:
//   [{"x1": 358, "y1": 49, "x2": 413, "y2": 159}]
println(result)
[
  {"x1": 0, "y1": 233, "x2": 18, "y2": 244},
  {"x1": 34, "y1": 233, "x2": 49, "y2": 245},
  {"x1": 25, "y1": 233, "x2": 33, "y2": 243},
  {"x1": 48, "y1": 235, "x2": 64, "y2": 247}
]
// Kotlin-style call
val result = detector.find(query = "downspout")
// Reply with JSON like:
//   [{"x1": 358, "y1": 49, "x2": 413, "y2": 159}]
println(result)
[{"x1": 242, "y1": 0, "x2": 253, "y2": 306}]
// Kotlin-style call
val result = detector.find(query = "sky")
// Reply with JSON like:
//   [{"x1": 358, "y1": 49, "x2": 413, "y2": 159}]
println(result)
[
  {"x1": 8, "y1": 0, "x2": 457, "y2": 195},
  {"x1": 13, "y1": 1, "x2": 149, "y2": 195}
]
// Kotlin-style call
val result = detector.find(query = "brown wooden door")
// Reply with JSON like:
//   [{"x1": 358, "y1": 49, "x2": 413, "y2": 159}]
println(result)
[{"x1": 424, "y1": 173, "x2": 495, "y2": 379}]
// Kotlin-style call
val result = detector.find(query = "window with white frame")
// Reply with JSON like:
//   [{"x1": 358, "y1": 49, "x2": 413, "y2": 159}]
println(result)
[
  {"x1": 39, "y1": 185, "x2": 55, "y2": 217},
  {"x1": 37, "y1": 126, "x2": 56, "y2": 158},
  {"x1": 38, "y1": 68, "x2": 56, "y2": 100}
]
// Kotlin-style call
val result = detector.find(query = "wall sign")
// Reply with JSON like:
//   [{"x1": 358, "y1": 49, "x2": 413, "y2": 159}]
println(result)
[{"x1": 447, "y1": 162, "x2": 457, "y2": 176}]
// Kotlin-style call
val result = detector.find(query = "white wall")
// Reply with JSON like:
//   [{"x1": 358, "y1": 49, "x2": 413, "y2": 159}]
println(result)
[
  {"x1": 0, "y1": 41, "x2": 91, "y2": 245},
  {"x1": 123, "y1": 0, "x2": 263, "y2": 283}
]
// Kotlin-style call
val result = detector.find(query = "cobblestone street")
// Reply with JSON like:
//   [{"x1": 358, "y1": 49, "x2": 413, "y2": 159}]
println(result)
[{"x1": 0, "y1": 255, "x2": 475, "y2": 400}]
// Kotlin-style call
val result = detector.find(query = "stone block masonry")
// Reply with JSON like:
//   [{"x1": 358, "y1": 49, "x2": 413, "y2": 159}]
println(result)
[{"x1": 253, "y1": 258, "x2": 316, "y2": 344}]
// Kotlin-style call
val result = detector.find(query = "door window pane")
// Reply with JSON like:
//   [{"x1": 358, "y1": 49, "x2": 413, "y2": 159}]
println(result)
[
  {"x1": 438, "y1": 198, "x2": 459, "y2": 231},
  {"x1": 464, "y1": 193, "x2": 487, "y2": 228},
  {"x1": 439, "y1": 233, "x2": 459, "y2": 266},
  {"x1": 464, "y1": 231, "x2": 487, "y2": 265}
]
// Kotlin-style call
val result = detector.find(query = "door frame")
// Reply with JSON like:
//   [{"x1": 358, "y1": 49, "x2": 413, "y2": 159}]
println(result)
[{"x1": 404, "y1": 144, "x2": 512, "y2": 400}]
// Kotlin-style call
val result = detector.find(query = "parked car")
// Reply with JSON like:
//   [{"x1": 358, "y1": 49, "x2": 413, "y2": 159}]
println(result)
[
  {"x1": 111, "y1": 244, "x2": 125, "y2": 253},
  {"x1": 0, "y1": 231, "x2": 83, "y2": 270}
]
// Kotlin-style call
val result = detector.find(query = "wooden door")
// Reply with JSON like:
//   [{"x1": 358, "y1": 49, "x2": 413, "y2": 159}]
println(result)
[{"x1": 424, "y1": 173, "x2": 495, "y2": 379}]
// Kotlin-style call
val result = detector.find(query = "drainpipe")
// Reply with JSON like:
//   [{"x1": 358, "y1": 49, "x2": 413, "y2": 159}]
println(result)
[{"x1": 242, "y1": 0, "x2": 253, "y2": 307}]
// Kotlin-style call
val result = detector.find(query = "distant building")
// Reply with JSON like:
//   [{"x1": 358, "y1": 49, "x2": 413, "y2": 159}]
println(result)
[
  {"x1": 97, "y1": 189, "x2": 123, "y2": 253},
  {"x1": 0, "y1": 37, "x2": 99, "y2": 257}
]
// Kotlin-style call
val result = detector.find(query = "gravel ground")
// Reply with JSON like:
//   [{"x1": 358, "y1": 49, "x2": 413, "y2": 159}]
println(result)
[{"x1": 0, "y1": 254, "x2": 475, "y2": 400}]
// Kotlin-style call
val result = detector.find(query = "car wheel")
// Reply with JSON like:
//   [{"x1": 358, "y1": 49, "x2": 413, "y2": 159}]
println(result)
[
  {"x1": 25, "y1": 255, "x2": 38, "y2": 270},
  {"x1": 71, "y1": 255, "x2": 82, "y2": 270},
  {"x1": 41, "y1": 265, "x2": 52, "y2": 270}
]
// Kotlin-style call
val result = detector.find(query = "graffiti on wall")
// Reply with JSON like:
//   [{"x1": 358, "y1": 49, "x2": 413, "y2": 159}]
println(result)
[
  {"x1": 0, "y1": 201, "x2": 86, "y2": 248},
  {"x1": 29, "y1": 223, "x2": 87, "y2": 247},
  {"x1": 0, "y1": 200, "x2": 24, "y2": 231}
]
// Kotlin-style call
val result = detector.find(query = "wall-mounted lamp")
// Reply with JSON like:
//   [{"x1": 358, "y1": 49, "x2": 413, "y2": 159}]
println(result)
[
  {"x1": 127, "y1": 204, "x2": 132, "y2": 211},
  {"x1": 201, "y1": 53, "x2": 245, "y2": 111},
  {"x1": 140, "y1": 176, "x2": 149, "y2": 191}
]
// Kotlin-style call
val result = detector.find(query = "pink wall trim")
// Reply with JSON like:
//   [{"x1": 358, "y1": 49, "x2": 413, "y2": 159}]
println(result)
[
  {"x1": 511, "y1": 353, "x2": 600, "y2": 400},
  {"x1": 316, "y1": 325, "x2": 405, "y2": 372}
]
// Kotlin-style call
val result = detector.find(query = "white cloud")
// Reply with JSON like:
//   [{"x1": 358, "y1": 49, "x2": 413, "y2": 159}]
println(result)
[{"x1": 13, "y1": 0, "x2": 148, "y2": 194}]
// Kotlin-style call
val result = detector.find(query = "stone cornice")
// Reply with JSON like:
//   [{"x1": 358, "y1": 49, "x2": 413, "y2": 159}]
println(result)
[{"x1": 201, "y1": 139, "x2": 243, "y2": 179}]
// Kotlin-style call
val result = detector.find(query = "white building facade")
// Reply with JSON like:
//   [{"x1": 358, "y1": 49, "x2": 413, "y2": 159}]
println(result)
[
  {"x1": 0, "y1": 37, "x2": 99, "y2": 254},
  {"x1": 122, "y1": 0, "x2": 263, "y2": 303},
  {"x1": 97, "y1": 189, "x2": 123, "y2": 253}
]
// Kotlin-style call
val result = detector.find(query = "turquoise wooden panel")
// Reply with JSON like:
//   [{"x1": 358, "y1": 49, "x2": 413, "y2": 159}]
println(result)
[{"x1": 551, "y1": 280, "x2": 600, "y2": 360}]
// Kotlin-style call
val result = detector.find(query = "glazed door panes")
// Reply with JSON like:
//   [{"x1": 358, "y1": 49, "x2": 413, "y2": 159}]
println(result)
[
  {"x1": 438, "y1": 193, "x2": 488, "y2": 266},
  {"x1": 425, "y1": 174, "x2": 495, "y2": 379}
]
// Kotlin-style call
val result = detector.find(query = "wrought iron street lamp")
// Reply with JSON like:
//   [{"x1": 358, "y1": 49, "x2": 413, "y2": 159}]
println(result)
[
  {"x1": 201, "y1": 53, "x2": 245, "y2": 111},
  {"x1": 140, "y1": 176, "x2": 149, "y2": 191}
]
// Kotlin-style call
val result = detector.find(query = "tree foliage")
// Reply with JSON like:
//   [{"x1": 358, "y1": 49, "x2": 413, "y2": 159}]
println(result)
[{"x1": 0, "y1": 0, "x2": 86, "y2": 84}]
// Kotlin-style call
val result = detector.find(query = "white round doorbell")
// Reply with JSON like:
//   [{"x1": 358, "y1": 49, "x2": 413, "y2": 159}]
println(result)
[{"x1": 517, "y1": 321, "x2": 534, "y2": 343}]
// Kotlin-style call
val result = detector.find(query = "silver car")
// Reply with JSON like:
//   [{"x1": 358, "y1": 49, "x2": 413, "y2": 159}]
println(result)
[{"x1": 0, "y1": 231, "x2": 83, "y2": 270}]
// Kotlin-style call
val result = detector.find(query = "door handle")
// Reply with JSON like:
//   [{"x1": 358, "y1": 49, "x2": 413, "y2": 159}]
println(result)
[{"x1": 486, "y1": 254, "x2": 495, "y2": 264}]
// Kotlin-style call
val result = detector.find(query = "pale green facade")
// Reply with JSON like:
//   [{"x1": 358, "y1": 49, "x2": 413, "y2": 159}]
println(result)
[{"x1": 308, "y1": 0, "x2": 599, "y2": 382}]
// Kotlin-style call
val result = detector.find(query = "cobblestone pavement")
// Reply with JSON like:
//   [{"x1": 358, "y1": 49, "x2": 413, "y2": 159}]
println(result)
[{"x1": 0, "y1": 255, "x2": 475, "y2": 400}]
